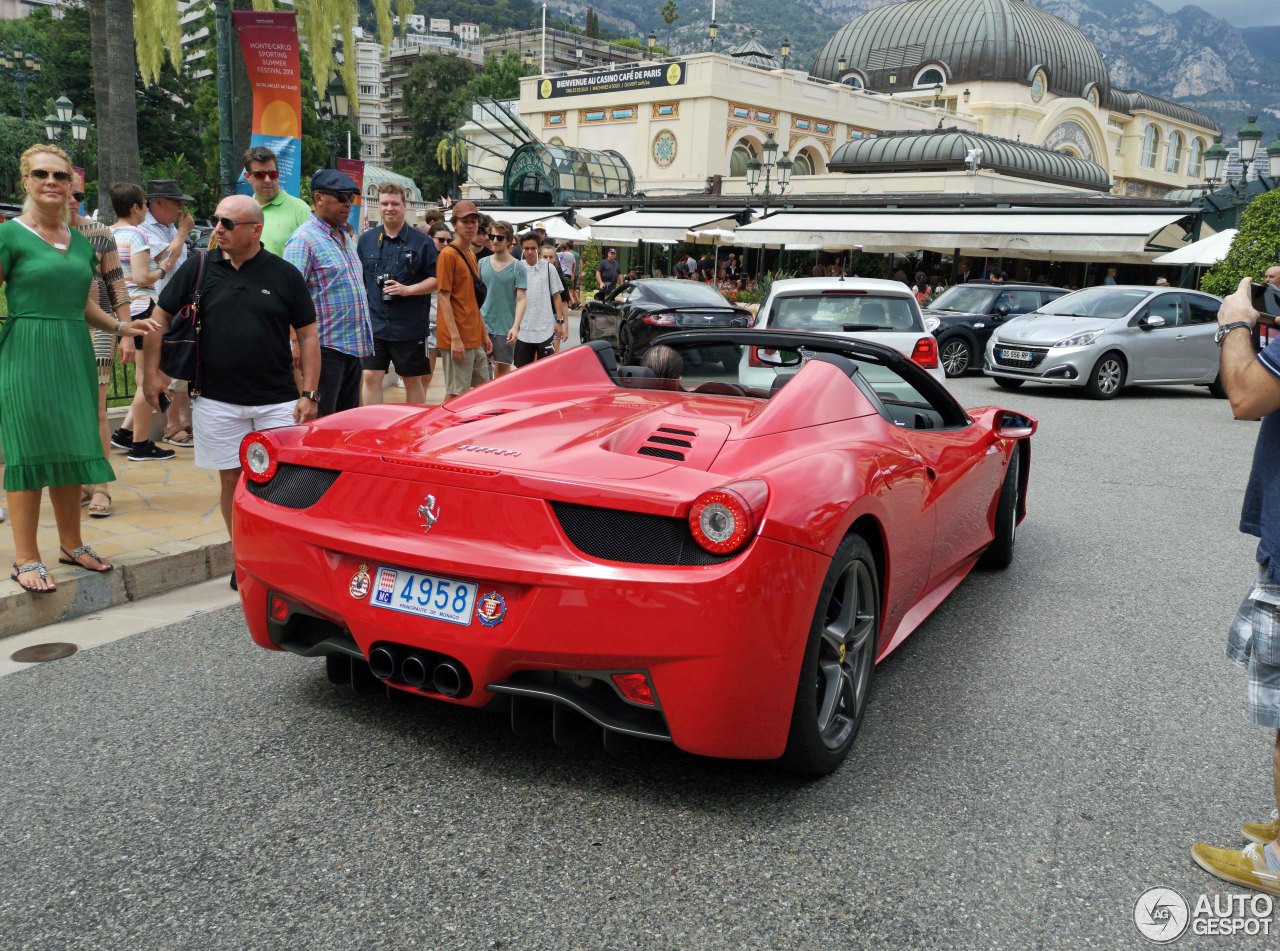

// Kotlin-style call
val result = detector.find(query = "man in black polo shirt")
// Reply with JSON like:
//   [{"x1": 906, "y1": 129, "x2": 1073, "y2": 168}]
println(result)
[
  {"x1": 143, "y1": 194, "x2": 320, "y2": 587},
  {"x1": 356, "y1": 182, "x2": 436, "y2": 405}
]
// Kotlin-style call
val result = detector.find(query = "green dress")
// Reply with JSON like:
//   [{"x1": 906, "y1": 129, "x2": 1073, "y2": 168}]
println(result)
[{"x1": 0, "y1": 219, "x2": 114, "y2": 491}]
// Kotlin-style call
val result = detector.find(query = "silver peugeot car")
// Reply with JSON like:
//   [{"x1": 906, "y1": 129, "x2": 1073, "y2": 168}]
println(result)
[{"x1": 984, "y1": 285, "x2": 1225, "y2": 399}]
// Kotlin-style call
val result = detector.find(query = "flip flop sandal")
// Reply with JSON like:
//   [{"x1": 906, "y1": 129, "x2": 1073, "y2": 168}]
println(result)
[
  {"x1": 11, "y1": 561, "x2": 55, "y2": 594},
  {"x1": 81, "y1": 487, "x2": 92, "y2": 506},
  {"x1": 88, "y1": 488, "x2": 112, "y2": 518},
  {"x1": 58, "y1": 545, "x2": 113, "y2": 574},
  {"x1": 163, "y1": 429, "x2": 194, "y2": 447}
]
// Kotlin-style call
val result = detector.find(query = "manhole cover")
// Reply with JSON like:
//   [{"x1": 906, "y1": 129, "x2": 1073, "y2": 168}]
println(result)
[{"x1": 11, "y1": 642, "x2": 79, "y2": 663}]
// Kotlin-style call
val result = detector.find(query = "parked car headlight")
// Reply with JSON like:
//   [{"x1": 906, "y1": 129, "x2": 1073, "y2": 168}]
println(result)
[
  {"x1": 923, "y1": 315, "x2": 940, "y2": 333},
  {"x1": 1053, "y1": 330, "x2": 1104, "y2": 348}
]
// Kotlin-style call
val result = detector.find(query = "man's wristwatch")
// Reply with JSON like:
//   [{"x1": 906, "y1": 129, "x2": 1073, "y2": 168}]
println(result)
[
  {"x1": 1215, "y1": 322, "x2": 1253, "y2": 346},
  {"x1": 300, "y1": 390, "x2": 320, "y2": 403}
]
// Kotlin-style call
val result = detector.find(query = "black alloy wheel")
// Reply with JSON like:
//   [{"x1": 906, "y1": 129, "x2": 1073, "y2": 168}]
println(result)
[
  {"x1": 579, "y1": 312, "x2": 591, "y2": 344},
  {"x1": 940, "y1": 337, "x2": 973, "y2": 377},
  {"x1": 979, "y1": 446, "x2": 1020, "y2": 569},
  {"x1": 781, "y1": 533, "x2": 879, "y2": 775}
]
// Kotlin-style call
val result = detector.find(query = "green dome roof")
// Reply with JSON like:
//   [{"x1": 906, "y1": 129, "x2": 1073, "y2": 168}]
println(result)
[
  {"x1": 811, "y1": 0, "x2": 1110, "y2": 100},
  {"x1": 829, "y1": 128, "x2": 1112, "y2": 191}
]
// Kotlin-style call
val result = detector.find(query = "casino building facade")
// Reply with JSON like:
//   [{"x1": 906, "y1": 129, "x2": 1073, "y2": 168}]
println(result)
[{"x1": 462, "y1": 0, "x2": 1219, "y2": 207}]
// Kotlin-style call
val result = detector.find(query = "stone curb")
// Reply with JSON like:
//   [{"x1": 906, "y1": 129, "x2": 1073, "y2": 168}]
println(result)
[{"x1": 0, "y1": 540, "x2": 233, "y2": 640}]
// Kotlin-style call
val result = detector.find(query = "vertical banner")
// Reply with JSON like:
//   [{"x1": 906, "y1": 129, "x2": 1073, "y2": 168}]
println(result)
[
  {"x1": 234, "y1": 11, "x2": 303, "y2": 197},
  {"x1": 337, "y1": 157, "x2": 365, "y2": 233},
  {"x1": 74, "y1": 166, "x2": 85, "y2": 215}
]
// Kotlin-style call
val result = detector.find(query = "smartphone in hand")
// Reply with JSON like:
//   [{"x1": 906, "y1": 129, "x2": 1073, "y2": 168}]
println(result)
[{"x1": 1252, "y1": 282, "x2": 1280, "y2": 320}]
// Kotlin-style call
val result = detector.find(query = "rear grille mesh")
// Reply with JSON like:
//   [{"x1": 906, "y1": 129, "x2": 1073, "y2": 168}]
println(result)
[
  {"x1": 246, "y1": 463, "x2": 340, "y2": 509},
  {"x1": 551, "y1": 501, "x2": 734, "y2": 565}
]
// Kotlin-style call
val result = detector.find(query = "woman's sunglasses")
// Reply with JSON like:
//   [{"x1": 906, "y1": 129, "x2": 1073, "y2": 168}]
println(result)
[{"x1": 29, "y1": 168, "x2": 72, "y2": 182}]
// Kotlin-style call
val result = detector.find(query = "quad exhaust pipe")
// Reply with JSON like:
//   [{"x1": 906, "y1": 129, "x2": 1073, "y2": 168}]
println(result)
[{"x1": 384, "y1": 648, "x2": 470, "y2": 697}]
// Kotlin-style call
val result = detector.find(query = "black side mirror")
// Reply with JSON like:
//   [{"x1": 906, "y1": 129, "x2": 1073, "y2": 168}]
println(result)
[{"x1": 994, "y1": 305, "x2": 1011, "y2": 318}]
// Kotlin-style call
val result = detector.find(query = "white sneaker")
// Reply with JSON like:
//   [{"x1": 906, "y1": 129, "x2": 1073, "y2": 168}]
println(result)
[{"x1": 0, "y1": 506, "x2": 6, "y2": 523}]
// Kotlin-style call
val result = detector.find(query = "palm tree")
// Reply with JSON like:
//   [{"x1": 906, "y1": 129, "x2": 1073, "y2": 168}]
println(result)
[
  {"x1": 436, "y1": 132, "x2": 467, "y2": 201},
  {"x1": 661, "y1": 1, "x2": 679, "y2": 50},
  {"x1": 90, "y1": 0, "x2": 141, "y2": 223}
]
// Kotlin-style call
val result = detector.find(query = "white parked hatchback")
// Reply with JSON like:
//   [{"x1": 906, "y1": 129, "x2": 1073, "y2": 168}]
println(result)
[{"x1": 739, "y1": 277, "x2": 945, "y2": 387}]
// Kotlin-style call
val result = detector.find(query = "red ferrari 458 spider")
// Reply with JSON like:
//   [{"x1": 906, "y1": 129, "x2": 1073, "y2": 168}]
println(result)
[{"x1": 234, "y1": 331, "x2": 1035, "y2": 774}]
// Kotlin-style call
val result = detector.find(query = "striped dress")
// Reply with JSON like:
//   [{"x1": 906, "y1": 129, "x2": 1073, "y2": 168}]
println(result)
[{"x1": 73, "y1": 219, "x2": 129, "y2": 384}]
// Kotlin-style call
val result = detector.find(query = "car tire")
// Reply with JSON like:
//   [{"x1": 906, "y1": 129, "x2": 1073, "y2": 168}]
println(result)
[
  {"x1": 1208, "y1": 374, "x2": 1228, "y2": 399},
  {"x1": 993, "y1": 376, "x2": 1024, "y2": 390},
  {"x1": 979, "y1": 446, "x2": 1020, "y2": 570},
  {"x1": 1084, "y1": 351, "x2": 1125, "y2": 400},
  {"x1": 579, "y1": 314, "x2": 591, "y2": 344},
  {"x1": 939, "y1": 336, "x2": 973, "y2": 377},
  {"x1": 780, "y1": 533, "x2": 879, "y2": 776}
]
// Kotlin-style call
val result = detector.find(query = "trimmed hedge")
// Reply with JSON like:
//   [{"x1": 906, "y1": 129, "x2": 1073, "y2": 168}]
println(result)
[{"x1": 1202, "y1": 189, "x2": 1280, "y2": 297}]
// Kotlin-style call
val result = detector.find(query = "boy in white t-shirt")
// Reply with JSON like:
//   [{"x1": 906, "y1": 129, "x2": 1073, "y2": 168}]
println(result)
[{"x1": 507, "y1": 232, "x2": 566, "y2": 367}]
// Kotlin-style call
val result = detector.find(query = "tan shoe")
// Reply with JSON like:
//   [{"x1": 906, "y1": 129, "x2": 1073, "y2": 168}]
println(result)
[
  {"x1": 1244, "y1": 809, "x2": 1280, "y2": 844},
  {"x1": 1191, "y1": 841, "x2": 1280, "y2": 896}
]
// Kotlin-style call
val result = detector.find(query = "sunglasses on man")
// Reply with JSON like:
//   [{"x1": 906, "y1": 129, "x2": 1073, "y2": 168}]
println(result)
[
  {"x1": 215, "y1": 216, "x2": 258, "y2": 231},
  {"x1": 316, "y1": 190, "x2": 356, "y2": 203},
  {"x1": 29, "y1": 168, "x2": 73, "y2": 182},
  {"x1": 249, "y1": 169, "x2": 280, "y2": 181}
]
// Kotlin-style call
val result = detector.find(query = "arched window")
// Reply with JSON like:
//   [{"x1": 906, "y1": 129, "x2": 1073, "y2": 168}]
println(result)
[
  {"x1": 791, "y1": 151, "x2": 814, "y2": 176},
  {"x1": 730, "y1": 141, "x2": 757, "y2": 177},
  {"x1": 1165, "y1": 131, "x2": 1183, "y2": 174},
  {"x1": 1141, "y1": 125, "x2": 1160, "y2": 168},
  {"x1": 840, "y1": 72, "x2": 865, "y2": 90},
  {"x1": 914, "y1": 66, "x2": 945, "y2": 87},
  {"x1": 1188, "y1": 137, "x2": 1205, "y2": 178}
]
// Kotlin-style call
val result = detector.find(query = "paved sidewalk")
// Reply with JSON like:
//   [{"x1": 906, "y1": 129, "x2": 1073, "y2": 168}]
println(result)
[{"x1": 0, "y1": 379, "x2": 442, "y2": 640}]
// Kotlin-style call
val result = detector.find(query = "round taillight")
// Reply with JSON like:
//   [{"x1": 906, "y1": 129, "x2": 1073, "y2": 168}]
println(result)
[
  {"x1": 239, "y1": 431, "x2": 279, "y2": 484},
  {"x1": 688, "y1": 480, "x2": 769, "y2": 555}
]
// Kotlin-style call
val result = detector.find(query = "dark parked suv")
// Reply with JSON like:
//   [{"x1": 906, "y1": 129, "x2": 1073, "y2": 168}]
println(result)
[{"x1": 924, "y1": 281, "x2": 1070, "y2": 376}]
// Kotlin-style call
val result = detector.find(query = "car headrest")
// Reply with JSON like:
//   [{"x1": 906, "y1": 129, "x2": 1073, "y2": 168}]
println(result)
[
  {"x1": 769, "y1": 373, "x2": 797, "y2": 397},
  {"x1": 808, "y1": 352, "x2": 858, "y2": 378},
  {"x1": 617, "y1": 365, "x2": 657, "y2": 379},
  {"x1": 587, "y1": 339, "x2": 618, "y2": 378}
]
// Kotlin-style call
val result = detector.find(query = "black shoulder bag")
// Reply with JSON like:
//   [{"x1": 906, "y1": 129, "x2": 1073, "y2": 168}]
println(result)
[
  {"x1": 447, "y1": 245, "x2": 487, "y2": 308},
  {"x1": 159, "y1": 250, "x2": 209, "y2": 393}
]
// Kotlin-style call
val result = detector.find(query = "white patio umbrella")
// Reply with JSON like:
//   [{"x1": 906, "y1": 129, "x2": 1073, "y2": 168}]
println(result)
[
  {"x1": 1152, "y1": 228, "x2": 1237, "y2": 267},
  {"x1": 688, "y1": 227, "x2": 739, "y2": 282},
  {"x1": 532, "y1": 217, "x2": 592, "y2": 242}
]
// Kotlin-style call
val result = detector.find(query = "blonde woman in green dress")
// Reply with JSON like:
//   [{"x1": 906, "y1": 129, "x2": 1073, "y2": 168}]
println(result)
[{"x1": 0, "y1": 145, "x2": 158, "y2": 593}]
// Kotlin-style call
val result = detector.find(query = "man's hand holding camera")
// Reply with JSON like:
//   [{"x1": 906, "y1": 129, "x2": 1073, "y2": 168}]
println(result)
[{"x1": 1219, "y1": 276, "x2": 1280, "y2": 420}]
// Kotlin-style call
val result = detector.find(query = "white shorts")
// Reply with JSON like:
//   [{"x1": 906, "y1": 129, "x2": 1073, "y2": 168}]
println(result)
[{"x1": 192, "y1": 396, "x2": 296, "y2": 471}]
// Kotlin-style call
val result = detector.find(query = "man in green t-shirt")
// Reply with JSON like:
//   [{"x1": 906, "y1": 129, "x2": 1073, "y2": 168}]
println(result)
[{"x1": 244, "y1": 146, "x2": 311, "y2": 257}]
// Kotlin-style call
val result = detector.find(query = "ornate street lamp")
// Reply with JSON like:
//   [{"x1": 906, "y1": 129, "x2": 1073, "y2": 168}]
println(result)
[
  {"x1": 647, "y1": 31, "x2": 656, "y2": 56},
  {"x1": 709, "y1": 20, "x2": 718, "y2": 52},
  {"x1": 44, "y1": 93, "x2": 89, "y2": 160},
  {"x1": 780, "y1": 38, "x2": 791, "y2": 71},
  {"x1": 574, "y1": 40, "x2": 583, "y2": 66},
  {"x1": 746, "y1": 132, "x2": 793, "y2": 216},
  {"x1": 1268, "y1": 135, "x2": 1280, "y2": 181},
  {"x1": 963, "y1": 88, "x2": 971, "y2": 104},
  {"x1": 1, "y1": 45, "x2": 41, "y2": 119},
  {"x1": 1203, "y1": 137, "x2": 1228, "y2": 184},
  {"x1": 1238, "y1": 115, "x2": 1263, "y2": 182},
  {"x1": 837, "y1": 55, "x2": 847, "y2": 75}
]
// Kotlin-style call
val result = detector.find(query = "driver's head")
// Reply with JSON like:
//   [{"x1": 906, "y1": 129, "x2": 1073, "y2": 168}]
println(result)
[{"x1": 642, "y1": 345, "x2": 683, "y2": 380}]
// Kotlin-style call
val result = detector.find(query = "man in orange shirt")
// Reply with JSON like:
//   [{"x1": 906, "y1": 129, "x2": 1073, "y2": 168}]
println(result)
[{"x1": 435, "y1": 200, "x2": 493, "y2": 398}]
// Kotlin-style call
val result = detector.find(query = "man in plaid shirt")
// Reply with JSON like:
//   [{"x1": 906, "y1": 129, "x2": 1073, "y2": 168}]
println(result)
[{"x1": 284, "y1": 169, "x2": 373, "y2": 416}]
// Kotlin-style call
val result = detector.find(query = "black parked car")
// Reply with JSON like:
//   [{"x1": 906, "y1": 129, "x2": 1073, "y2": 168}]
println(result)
[
  {"x1": 581, "y1": 279, "x2": 754, "y2": 364},
  {"x1": 924, "y1": 281, "x2": 1069, "y2": 377}
]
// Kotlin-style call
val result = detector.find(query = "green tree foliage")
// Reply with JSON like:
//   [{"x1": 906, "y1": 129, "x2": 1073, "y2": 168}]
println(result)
[
  {"x1": 0, "y1": 6, "x2": 93, "y2": 127},
  {"x1": 464, "y1": 51, "x2": 529, "y2": 101},
  {"x1": 581, "y1": 242, "x2": 602, "y2": 294},
  {"x1": 1202, "y1": 190, "x2": 1280, "y2": 297},
  {"x1": 661, "y1": 1, "x2": 678, "y2": 49},
  {"x1": 0, "y1": 116, "x2": 53, "y2": 199},
  {"x1": 388, "y1": 53, "x2": 478, "y2": 200},
  {"x1": 586, "y1": 8, "x2": 599, "y2": 39}
]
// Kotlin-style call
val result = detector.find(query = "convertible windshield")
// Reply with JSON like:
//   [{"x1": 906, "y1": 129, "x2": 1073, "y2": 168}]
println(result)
[
  {"x1": 767, "y1": 293, "x2": 921, "y2": 332},
  {"x1": 647, "y1": 281, "x2": 735, "y2": 306},
  {"x1": 1038, "y1": 287, "x2": 1149, "y2": 319},
  {"x1": 927, "y1": 287, "x2": 996, "y2": 313}
]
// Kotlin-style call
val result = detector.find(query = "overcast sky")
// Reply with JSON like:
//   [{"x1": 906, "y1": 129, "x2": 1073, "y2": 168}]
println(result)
[{"x1": 1146, "y1": 0, "x2": 1280, "y2": 27}]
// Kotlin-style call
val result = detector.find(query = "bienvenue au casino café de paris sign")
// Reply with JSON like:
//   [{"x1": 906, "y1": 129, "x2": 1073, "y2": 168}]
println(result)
[{"x1": 538, "y1": 61, "x2": 687, "y2": 100}]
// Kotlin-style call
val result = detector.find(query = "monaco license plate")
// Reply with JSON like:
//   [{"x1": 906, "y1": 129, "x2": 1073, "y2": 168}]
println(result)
[
  {"x1": 371, "y1": 567, "x2": 477, "y2": 626},
  {"x1": 999, "y1": 348, "x2": 1031, "y2": 362}
]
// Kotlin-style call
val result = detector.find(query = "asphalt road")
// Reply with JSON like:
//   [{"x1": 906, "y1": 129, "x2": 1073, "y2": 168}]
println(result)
[{"x1": 1, "y1": 373, "x2": 1275, "y2": 949}]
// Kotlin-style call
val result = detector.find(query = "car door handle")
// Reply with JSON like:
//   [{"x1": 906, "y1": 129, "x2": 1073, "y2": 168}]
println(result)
[{"x1": 1176, "y1": 334, "x2": 1189, "y2": 340}]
